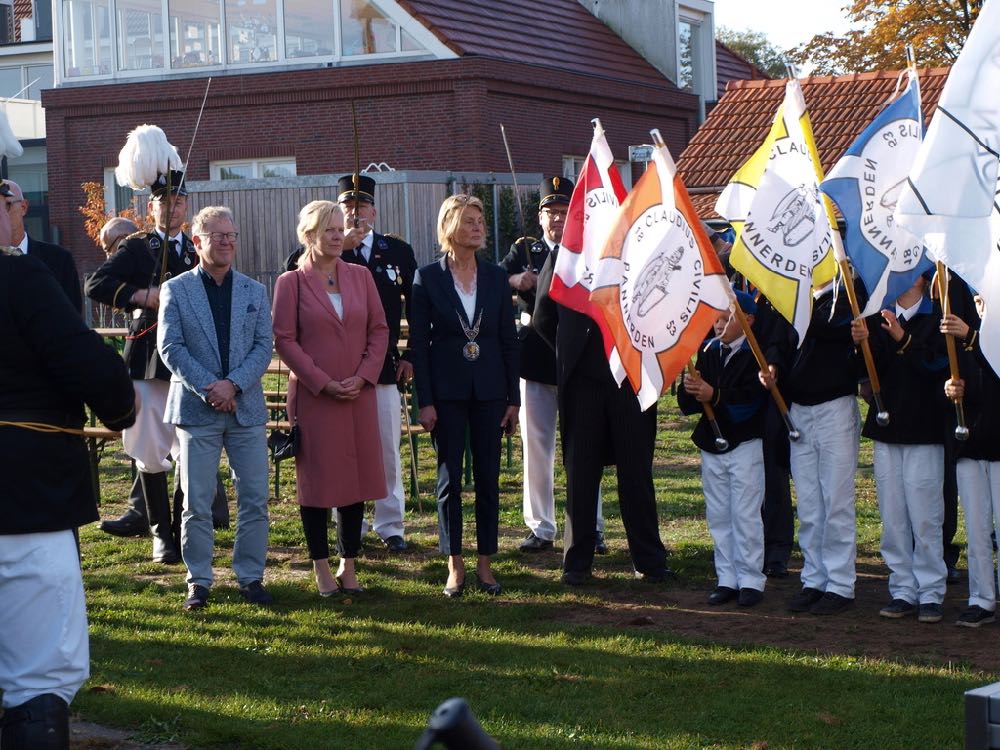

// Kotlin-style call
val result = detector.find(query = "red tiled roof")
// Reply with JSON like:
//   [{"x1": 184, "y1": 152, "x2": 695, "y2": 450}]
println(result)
[
  {"x1": 397, "y1": 0, "x2": 682, "y2": 89},
  {"x1": 678, "y1": 67, "x2": 951, "y2": 218},
  {"x1": 715, "y1": 40, "x2": 771, "y2": 100}
]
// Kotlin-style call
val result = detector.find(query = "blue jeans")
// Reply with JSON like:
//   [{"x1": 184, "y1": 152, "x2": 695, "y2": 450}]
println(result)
[{"x1": 177, "y1": 413, "x2": 270, "y2": 588}]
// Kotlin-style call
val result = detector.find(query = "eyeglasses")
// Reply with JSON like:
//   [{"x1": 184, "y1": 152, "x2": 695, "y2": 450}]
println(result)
[
  {"x1": 198, "y1": 232, "x2": 239, "y2": 242},
  {"x1": 540, "y1": 208, "x2": 567, "y2": 218}
]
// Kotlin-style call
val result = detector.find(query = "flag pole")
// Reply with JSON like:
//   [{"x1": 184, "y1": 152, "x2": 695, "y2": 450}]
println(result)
[
  {"x1": 935, "y1": 261, "x2": 970, "y2": 440},
  {"x1": 726, "y1": 287, "x2": 801, "y2": 441},
  {"x1": 686, "y1": 360, "x2": 729, "y2": 451}
]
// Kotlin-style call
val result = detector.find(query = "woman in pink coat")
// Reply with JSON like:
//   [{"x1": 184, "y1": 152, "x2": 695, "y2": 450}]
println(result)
[{"x1": 273, "y1": 200, "x2": 389, "y2": 596}]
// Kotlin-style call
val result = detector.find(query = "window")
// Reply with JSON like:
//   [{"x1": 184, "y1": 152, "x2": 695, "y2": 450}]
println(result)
[
  {"x1": 226, "y1": 0, "x2": 277, "y2": 64},
  {"x1": 561, "y1": 156, "x2": 633, "y2": 191},
  {"x1": 210, "y1": 158, "x2": 296, "y2": 180},
  {"x1": 117, "y1": 0, "x2": 164, "y2": 71},
  {"x1": 0, "y1": 65, "x2": 56, "y2": 100},
  {"x1": 34, "y1": 0, "x2": 54, "y2": 41},
  {"x1": 341, "y1": 0, "x2": 416, "y2": 56},
  {"x1": 0, "y1": 3, "x2": 12, "y2": 45},
  {"x1": 104, "y1": 167, "x2": 137, "y2": 214},
  {"x1": 62, "y1": 0, "x2": 113, "y2": 78},
  {"x1": 678, "y1": 20, "x2": 698, "y2": 94},
  {"x1": 169, "y1": 0, "x2": 222, "y2": 68},
  {"x1": 284, "y1": 0, "x2": 334, "y2": 58}
]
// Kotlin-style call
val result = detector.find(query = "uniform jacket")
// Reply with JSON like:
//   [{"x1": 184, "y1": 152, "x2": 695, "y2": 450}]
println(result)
[
  {"x1": 500, "y1": 236, "x2": 556, "y2": 384},
  {"x1": 85, "y1": 231, "x2": 198, "y2": 380},
  {"x1": 157, "y1": 267, "x2": 272, "y2": 427},
  {"x1": 677, "y1": 338, "x2": 768, "y2": 454},
  {"x1": 861, "y1": 296, "x2": 948, "y2": 445},
  {"x1": 26, "y1": 236, "x2": 83, "y2": 314},
  {"x1": 409, "y1": 255, "x2": 520, "y2": 408},
  {"x1": 272, "y1": 260, "x2": 389, "y2": 507},
  {"x1": 1, "y1": 255, "x2": 135, "y2": 534}
]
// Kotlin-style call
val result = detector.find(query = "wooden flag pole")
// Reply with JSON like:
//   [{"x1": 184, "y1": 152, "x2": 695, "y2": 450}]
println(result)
[
  {"x1": 725, "y1": 289, "x2": 801, "y2": 441},
  {"x1": 823, "y1": 195, "x2": 891, "y2": 426},
  {"x1": 685, "y1": 360, "x2": 729, "y2": 451},
  {"x1": 935, "y1": 260, "x2": 970, "y2": 441}
]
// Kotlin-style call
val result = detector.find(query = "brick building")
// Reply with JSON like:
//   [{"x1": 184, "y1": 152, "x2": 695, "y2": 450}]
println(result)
[{"x1": 42, "y1": 0, "x2": 724, "y2": 276}]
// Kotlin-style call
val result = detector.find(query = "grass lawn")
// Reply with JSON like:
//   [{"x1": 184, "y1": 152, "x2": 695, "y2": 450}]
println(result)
[{"x1": 67, "y1": 396, "x2": 994, "y2": 749}]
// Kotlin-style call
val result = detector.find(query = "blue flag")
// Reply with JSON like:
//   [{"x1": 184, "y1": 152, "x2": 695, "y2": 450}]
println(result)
[{"x1": 820, "y1": 73, "x2": 933, "y2": 316}]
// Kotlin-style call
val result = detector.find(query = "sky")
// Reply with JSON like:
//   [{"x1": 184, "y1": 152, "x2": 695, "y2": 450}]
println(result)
[{"x1": 712, "y1": 0, "x2": 855, "y2": 52}]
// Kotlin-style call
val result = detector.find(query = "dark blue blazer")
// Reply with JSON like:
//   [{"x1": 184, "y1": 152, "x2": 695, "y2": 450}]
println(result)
[{"x1": 410, "y1": 255, "x2": 519, "y2": 408}]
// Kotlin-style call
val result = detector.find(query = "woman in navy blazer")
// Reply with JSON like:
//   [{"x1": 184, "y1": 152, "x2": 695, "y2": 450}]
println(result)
[{"x1": 410, "y1": 194, "x2": 519, "y2": 597}]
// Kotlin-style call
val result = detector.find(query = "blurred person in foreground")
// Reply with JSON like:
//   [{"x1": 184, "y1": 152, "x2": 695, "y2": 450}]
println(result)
[{"x1": 0, "y1": 196, "x2": 137, "y2": 748}]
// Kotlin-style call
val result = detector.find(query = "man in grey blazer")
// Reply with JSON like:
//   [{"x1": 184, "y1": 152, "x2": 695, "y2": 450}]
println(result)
[{"x1": 157, "y1": 206, "x2": 273, "y2": 610}]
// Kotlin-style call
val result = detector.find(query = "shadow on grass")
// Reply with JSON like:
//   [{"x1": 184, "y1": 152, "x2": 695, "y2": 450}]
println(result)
[{"x1": 79, "y1": 572, "x2": 974, "y2": 750}]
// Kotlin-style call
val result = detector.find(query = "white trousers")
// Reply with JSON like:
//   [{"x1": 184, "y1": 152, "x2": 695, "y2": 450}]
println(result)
[
  {"x1": 362, "y1": 384, "x2": 406, "y2": 540},
  {"x1": 519, "y1": 379, "x2": 603, "y2": 541},
  {"x1": 122, "y1": 379, "x2": 177, "y2": 473},
  {"x1": 957, "y1": 458, "x2": 1000, "y2": 611},
  {"x1": 874, "y1": 442, "x2": 946, "y2": 605},
  {"x1": 0, "y1": 531, "x2": 89, "y2": 708},
  {"x1": 790, "y1": 396, "x2": 860, "y2": 598},
  {"x1": 702, "y1": 439, "x2": 766, "y2": 591}
]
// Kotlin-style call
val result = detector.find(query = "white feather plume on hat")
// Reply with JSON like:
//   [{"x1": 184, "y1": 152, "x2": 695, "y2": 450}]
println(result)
[
  {"x1": 115, "y1": 124, "x2": 183, "y2": 190},
  {"x1": 0, "y1": 108, "x2": 23, "y2": 159}
]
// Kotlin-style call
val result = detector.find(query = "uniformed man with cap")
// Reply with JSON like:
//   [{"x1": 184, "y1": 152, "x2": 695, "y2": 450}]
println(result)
[
  {"x1": 85, "y1": 170, "x2": 196, "y2": 565},
  {"x1": 285, "y1": 174, "x2": 418, "y2": 550},
  {"x1": 500, "y1": 177, "x2": 605, "y2": 554}
]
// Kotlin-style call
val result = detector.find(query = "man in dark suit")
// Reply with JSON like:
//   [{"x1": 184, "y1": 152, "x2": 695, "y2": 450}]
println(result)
[
  {"x1": 85, "y1": 170, "x2": 196, "y2": 564},
  {"x1": 533, "y1": 249, "x2": 670, "y2": 584},
  {"x1": 284, "y1": 174, "x2": 417, "y2": 552},
  {"x1": 6, "y1": 180, "x2": 82, "y2": 314},
  {"x1": 500, "y1": 177, "x2": 606, "y2": 554},
  {"x1": 0, "y1": 241, "x2": 136, "y2": 748}
]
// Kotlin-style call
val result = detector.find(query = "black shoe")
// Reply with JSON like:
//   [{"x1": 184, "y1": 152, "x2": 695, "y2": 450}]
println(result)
[
  {"x1": 239, "y1": 580, "x2": 274, "y2": 605},
  {"x1": 764, "y1": 561, "x2": 788, "y2": 579},
  {"x1": 738, "y1": 588, "x2": 764, "y2": 607},
  {"x1": 213, "y1": 519, "x2": 230, "y2": 531},
  {"x1": 707, "y1": 586, "x2": 738, "y2": 605},
  {"x1": 443, "y1": 578, "x2": 466, "y2": 598},
  {"x1": 917, "y1": 602, "x2": 943, "y2": 623},
  {"x1": 957, "y1": 605, "x2": 996, "y2": 628},
  {"x1": 946, "y1": 566, "x2": 964, "y2": 584},
  {"x1": 475, "y1": 574, "x2": 502, "y2": 596},
  {"x1": 0, "y1": 693, "x2": 69, "y2": 750},
  {"x1": 634, "y1": 568, "x2": 674, "y2": 583},
  {"x1": 810, "y1": 592, "x2": 854, "y2": 616},
  {"x1": 183, "y1": 584, "x2": 210, "y2": 611},
  {"x1": 879, "y1": 599, "x2": 916, "y2": 618},
  {"x1": 383, "y1": 535, "x2": 408, "y2": 552},
  {"x1": 594, "y1": 531, "x2": 608, "y2": 555},
  {"x1": 561, "y1": 570, "x2": 592, "y2": 586},
  {"x1": 788, "y1": 587, "x2": 824, "y2": 612},
  {"x1": 519, "y1": 532, "x2": 554, "y2": 552},
  {"x1": 335, "y1": 576, "x2": 364, "y2": 595},
  {"x1": 100, "y1": 509, "x2": 149, "y2": 537}
]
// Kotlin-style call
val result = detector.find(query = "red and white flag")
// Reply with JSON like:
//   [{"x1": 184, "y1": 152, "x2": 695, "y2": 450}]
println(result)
[
  {"x1": 549, "y1": 119, "x2": 628, "y2": 380},
  {"x1": 591, "y1": 132, "x2": 731, "y2": 410}
]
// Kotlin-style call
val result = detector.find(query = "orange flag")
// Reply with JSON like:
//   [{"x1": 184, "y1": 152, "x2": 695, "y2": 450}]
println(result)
[{"x1": 591, "y1": 131, "x2": 730, "y2": 409}]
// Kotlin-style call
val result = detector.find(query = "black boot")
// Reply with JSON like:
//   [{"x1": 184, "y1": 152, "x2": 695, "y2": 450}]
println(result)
[
  {"x1": 100, "y1": 473, "x2": 149, "y2": 537},
  {"x1": 0, "y1": 693, "x2": 70, "y2": 749},
  {"x1": 140, "y1": 471, "x2": 180, "y2": 564},
  {"x1": 212, "y1": 475, "x2": 230, "y2": 530}
]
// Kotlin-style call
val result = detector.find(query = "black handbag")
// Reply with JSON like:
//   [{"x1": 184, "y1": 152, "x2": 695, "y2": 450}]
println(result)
[{"x1": 268, "y1": 273, "x2": 301, "y2": 461}]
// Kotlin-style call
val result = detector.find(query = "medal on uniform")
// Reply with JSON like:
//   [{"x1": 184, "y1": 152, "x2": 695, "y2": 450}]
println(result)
[
  {"x1": 457, "y1": 309, "x2": 483, "y2": 362},
  {"x1": 184, "y1": 254, "x2": 192, "y2": 265},
  {"x1": 387, "y1": 265, "x2": 397, "y2": 283}
]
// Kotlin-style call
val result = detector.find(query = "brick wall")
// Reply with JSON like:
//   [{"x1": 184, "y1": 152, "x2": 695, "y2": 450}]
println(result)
[{"x1": 43, "y1": 57, "x2": 700, "y2": 272}]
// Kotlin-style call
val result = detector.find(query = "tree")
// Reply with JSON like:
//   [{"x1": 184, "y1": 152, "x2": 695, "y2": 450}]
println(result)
[
  {"x1": 789, "y1": 0, "x2": 982, "y2": 75},
  {"x1": 717, "y1": 27, "x2": 787, "y2": 78}
]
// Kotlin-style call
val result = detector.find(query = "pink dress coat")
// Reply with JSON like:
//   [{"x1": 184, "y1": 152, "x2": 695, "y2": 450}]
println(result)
[{"x1": 272, "y1": 257, "x2": 389, "y2": 508}]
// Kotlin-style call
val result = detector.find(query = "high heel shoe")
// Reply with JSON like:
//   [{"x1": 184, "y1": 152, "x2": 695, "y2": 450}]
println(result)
[
  {"x1": 443, "y1": 578, "x2": 466, "y2": 598},
  {"x1": 475, "y1": 573, "x2": 502, "y2": 596},
  {"x1": 336, "y1": 576, "x2": 364, "y2": 595}
]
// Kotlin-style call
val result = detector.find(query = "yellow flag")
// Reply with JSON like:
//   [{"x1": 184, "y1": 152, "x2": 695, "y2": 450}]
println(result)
[{"x1": 715, "y1": 79, "x2": 837, "y2": 345}]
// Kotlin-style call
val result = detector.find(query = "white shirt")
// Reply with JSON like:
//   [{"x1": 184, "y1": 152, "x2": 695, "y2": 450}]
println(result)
[
  {"x1": 358, "y1": 231, "x2": 374, "y2": 264},
  {"x1": 895, "y1": 297, "x2": 923, "y2": 322},
  {"x1": 721, "y1": 334, "x2": 746, "y2": 367},
  {"x1": 455, "y1": 285, "x2": 476, "y2": 322},
  {"x1": 15, "y1": 234, "x2": 28, "y2": 255},
  {"x1": 157, "y1": 229, "x2": 185, "y2": 256},
  {"x1": 327, "y1": 292, "x2": 343, "y2": 319}
]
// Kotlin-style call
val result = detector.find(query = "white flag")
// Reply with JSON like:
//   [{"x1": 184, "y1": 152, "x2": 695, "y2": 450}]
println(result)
[{"x1": 895, "y1": 0, "x2": 1000, "y2": 372}]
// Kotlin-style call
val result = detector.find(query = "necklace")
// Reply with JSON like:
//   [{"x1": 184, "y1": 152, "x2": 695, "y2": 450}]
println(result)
[{"x1": 326, "y1": 272, "x2": 337, "y2": 288}]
